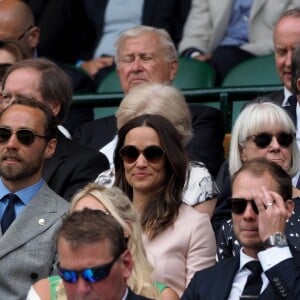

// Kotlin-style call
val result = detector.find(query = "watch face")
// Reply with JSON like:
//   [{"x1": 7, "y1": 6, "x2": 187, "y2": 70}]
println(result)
[{"x1": 273, "y1": 233, "x2": 287, "y2": 246}]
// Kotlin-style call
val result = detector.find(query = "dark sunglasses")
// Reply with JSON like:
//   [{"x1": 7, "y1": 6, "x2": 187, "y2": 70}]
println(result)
[
  {"x1": 246, "y1": 132, "x2": 294, "y2": 148},
  {"x1": 228, "y1": 197, "x2": 258, "y2": 215},
  {"x1": 0, "y1": 127, "x2": 48, "y2": 146},
  {"x1": 57, "y1": 254, "x2": 120, "y2": 284},
  {"x1": 119, "y1": 145, "x2": 164, "y2": 163}
]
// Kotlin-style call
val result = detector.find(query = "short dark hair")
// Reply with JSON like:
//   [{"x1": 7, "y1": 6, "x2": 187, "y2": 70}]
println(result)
[
  {"x1": 2, "y1": 58, "x2": 72, "y2": 124},
  {"x1": 291, "y1": 45, "x2": 300, "y2": 94},
  {"x1": 232, "y1": 157, "x2": 292, "y2": 201},
  {"x1": 114, "y1": 114, "x2": 187, "y2": 239},
  {"x1": 58, "y1": 209, "x2": 127, "y2": 257},
  {"x1": 1, "y1": 96, "x2": 57, "y2": 140}
]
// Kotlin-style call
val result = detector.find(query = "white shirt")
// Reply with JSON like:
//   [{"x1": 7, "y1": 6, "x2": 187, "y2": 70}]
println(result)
[{"x1": 228, "y1": 247, "x2": 292, "y2": 299}]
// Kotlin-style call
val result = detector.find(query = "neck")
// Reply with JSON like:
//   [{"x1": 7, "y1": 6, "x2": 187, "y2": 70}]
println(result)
[{"x1": 132, "y1": 190, "x2": 152, "y2": 216}]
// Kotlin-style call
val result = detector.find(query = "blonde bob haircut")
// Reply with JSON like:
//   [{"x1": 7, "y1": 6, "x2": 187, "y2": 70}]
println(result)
[
  {"x1": 116, "y1": 83, "x2": 193, "y2": 145},
  {"x1": 229, "y1": 101, "x2": 299, "y2": 177},
  {"x1": 69, "y1": 182, "x2": 159, "y2": 299}
]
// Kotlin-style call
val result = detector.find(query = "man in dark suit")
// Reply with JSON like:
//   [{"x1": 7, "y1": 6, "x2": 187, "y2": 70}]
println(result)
[
  {"x1": 182, "y1": 158, "x2": 300, "y2": 300},
  {"x1": 1, "y1": 58, "x2": 109, "y2": 201},
  {"x1": 0, "y1": 98, "x2": 69, "y2": 299},
  {"x1": 73, "y1": 26, "x2": 225, "y2": 178},
  {"x1": 56, "y1": 209, "x2": 152, "y2": 300}
]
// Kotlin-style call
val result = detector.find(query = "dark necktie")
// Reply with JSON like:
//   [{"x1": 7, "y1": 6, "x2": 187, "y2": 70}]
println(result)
[
  {"x1": 240, "y1": 261, "x2": 263, "y2": 299},
  {"x1": 284, "y1": 95, "x2": 297, "y2": 127},
  {"x1": 1, "y1": 193, "x2": 19, "y2": 233}
]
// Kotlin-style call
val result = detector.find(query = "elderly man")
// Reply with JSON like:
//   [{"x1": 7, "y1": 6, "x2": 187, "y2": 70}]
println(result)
[
  {"x1": 182, "y1": 158, "x2": 300, "y2": 299},
  {"x1": 0, "y1": 97, "x2": 69, "y2": 299},
  {"x1": 74, "y1": 25, "x2": 225, "y2": 178}
]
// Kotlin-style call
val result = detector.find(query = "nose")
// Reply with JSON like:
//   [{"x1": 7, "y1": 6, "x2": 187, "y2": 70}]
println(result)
[
  {"x1": 130, "y1": 57, "x2": 143, "y2": 71},
  {"x1": 269, "y1": 136, "x2": 281, "y2": 150},
  {"x1": 242, "y1": 201, "x2": 257, "y2": 220},
  {"x1": 6, "y1": 133, "x2": 20, "y2": 149},
  {"x1": 284, "y1": 50, "x2": 293, "y2": 67},
  {"x1": 75, "y1": 277, "x2": 91, "y2": 296},
  {"x1": 135, "y1": 153, "x2": 147, "y2": 167}
]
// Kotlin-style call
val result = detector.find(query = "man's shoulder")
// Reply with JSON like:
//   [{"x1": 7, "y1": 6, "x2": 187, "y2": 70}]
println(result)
[{"x1": 126, "y1": 288, "x2": 153, "y2": 300}]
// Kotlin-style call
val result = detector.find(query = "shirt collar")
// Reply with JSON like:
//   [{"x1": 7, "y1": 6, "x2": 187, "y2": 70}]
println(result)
[
  {"x1": 0, "y1": 178, "x2": 44, "y2": 205},
  {"x1": 282, "y1": 87, "x2": 293, "y2": 106},
  {"x1": 239, "y1": 248, "x2": 259, "y2": 271}
]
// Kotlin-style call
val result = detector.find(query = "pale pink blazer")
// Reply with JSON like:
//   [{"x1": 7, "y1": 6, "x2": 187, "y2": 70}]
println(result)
[{"x1": 142, "y1": 204, "x2": 216, "y2": 296}]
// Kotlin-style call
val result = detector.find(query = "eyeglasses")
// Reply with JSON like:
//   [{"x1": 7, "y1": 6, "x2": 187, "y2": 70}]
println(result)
[
  {"x1": 57, "y1": 254, "x2": 121, "y2": 284},
  {"x1": 119, "y1": 145, "x2": 164, "y2": 163},
  {"x1": 17, "y1": 25, "x2": 34, "y2": 40},
  {"x1": 228, "y1": 197, "x2": 258, "y2": 215},
  {"x1": 0, "y1": 127, "x2": 48, "y2": 146},
  {"x1": 246, "y1": 132, "x2": 294, "y2": 148}
]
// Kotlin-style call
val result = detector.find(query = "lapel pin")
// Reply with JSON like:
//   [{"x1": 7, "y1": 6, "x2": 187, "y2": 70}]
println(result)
[{"x1": 38, "y1": 218, "x2": 45, "y2": 226}]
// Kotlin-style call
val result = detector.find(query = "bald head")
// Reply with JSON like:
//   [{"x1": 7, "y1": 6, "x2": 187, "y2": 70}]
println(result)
[{"x1": 0, "y1": 0, "x2": 39, "y2": 56}]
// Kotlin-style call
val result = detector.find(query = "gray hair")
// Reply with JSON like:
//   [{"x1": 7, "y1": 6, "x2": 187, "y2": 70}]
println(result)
[
  {"x1": 116, "y1": 83, "x2": 193, "y2": 145},
  {"x1": 114, "y1": 25, "x2": 177, "y2": 66},
  {"x1": 229, "y1": 101, "x2": 299, "y2": 177}
]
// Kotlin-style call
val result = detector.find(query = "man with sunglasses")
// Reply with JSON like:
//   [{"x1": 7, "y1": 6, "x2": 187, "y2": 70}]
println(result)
[
  {"x1": 1, "y1": 58, "x2": 109, "y2": 201},
  {"x1": 182, "y1": 158, "x2": 300, "y2": 300},
  {"x1": 0, "y1": 97, "x2": 69, "y2": 299},
  {"x1": 56, "y1": 208, "x2": 151, "y2": 300}
]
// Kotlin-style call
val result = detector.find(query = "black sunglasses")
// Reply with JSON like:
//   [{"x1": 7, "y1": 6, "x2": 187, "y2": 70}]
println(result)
[
  {"x1": 228, "y1": 197, "x2": 259, "y2": 215},
  {"x1": 119, "y1": 145, "x2": 164, "y2": 163},
  {"x1": 0, "y1": 127, "x2": 48, "y2": 146},
  {"x1": 57, "y1": 254, "x2": 121, "y2": 284},
  {"x1": 246, "y1": 132, "x2": 294, "y2": 148}
]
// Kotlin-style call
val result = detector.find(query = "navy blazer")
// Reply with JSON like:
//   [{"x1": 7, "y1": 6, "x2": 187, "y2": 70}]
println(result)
[{"x1": 181, "y1": 255, "x2": 300, "y2": 300}]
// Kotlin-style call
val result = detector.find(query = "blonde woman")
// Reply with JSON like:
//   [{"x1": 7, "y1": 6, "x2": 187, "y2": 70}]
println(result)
[{"x1": 26, "y1": 183, "x2": 178, "y2": 300}]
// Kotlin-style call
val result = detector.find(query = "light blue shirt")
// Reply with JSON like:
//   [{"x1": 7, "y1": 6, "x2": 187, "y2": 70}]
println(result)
[
  {"x1": 93, "y1": 0, "x2": 143, "y2": 58},
  {"x1": 0, "y1": 178, "x2": 43, "y2": 219},
  {"x1": 220, "y1": 0, "x2": 253, "y2": 46}
]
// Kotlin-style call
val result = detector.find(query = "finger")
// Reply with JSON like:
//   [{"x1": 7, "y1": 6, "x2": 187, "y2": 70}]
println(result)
[
  {"x1": 252, "y1": 189, "x2": 266, "y2": 212},
  {"x1": 261, "y1": 186, "x2": 275, "y2": 208}
]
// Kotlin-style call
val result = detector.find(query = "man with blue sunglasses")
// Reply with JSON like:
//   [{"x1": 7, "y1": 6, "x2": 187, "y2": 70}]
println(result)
[{"x1": 56, "y1": 208, "x2": 152, "y2": 300}]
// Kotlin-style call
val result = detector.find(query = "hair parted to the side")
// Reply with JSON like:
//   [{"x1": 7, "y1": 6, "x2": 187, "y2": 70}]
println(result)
[
  {"x1": 2, "y1": 58, "x2": 72, "y2": 124},
  {"x1": 232, "y1": 157, "x2": 292, "y2": 201},
  {"x1": 114, "y1": 25, "x2": 177, "y2": 66},
  {"x1": 1, "y1": 95, "x2": 57, "y2": 140},
  {"x1": 114, "y1": 114, "x2": 187, "y2": 239}
]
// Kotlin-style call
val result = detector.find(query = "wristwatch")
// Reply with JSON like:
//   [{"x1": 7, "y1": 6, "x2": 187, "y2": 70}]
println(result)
[{"x1": 263, "y1": 232, "x2": 288, "y2": 248}]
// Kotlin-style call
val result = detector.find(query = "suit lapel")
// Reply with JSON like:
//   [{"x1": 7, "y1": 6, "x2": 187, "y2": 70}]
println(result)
[
  {"x1": 0, "y1": 184, "x2": 60, "y2": 257},
  {"x1": 211, "y1": 257, "x2": 240, "y2": 298},
  {"x1": 250, "y1": 0, "x2": 266, "y2": 20}
]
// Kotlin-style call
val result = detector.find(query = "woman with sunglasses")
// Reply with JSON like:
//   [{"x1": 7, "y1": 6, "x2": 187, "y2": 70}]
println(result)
[
  {"x1": 96, "y1": 83, "x2": 219, "y2": 218},
  {"x1": 114, "y1": 114, "x2": 216, "y2": 296},
  {"x1": 27, "y1": 182, "x2": 179, "y2": 300},
  {"x1": 216, "y1": 101, "x2": 300, "y2": 261}
]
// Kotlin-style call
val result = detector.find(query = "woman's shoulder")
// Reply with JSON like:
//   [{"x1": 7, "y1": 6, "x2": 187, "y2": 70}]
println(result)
[{"x1": 179, "y1": 204, "x2": 210, "y2": 222}]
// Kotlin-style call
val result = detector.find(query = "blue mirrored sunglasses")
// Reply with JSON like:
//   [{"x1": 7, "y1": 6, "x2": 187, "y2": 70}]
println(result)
[{"x1": 57, "y1": 254, "x2": 121, "y2": 284}]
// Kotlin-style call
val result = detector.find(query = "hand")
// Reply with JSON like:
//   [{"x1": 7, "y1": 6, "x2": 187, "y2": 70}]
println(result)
[
  {"x1": 193, "y1": 53, "x2": 211, "y2": 62},
  {"x1": 80, "y1": 56, "x2": 114, "y2": 76},
  {"x1": 252, "y1": 186, "x2": 291, "y2": 243}
]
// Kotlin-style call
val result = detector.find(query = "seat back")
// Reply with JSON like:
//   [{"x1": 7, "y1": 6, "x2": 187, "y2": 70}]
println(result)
[
  {"x1": 174, "y1": 57, "x2": 216, "y2": 89},
  {"x1": 97, "y1": 69, "x2": 123, "y2": 93},
  {"x1": 221, "y1": 54, "x2": 281, "y2": 87}
]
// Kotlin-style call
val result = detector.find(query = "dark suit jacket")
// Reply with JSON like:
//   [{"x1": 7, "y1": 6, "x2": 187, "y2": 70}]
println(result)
[
  {"x1": 73, "y1": 105, "x2": 225, "y2": 178},
  {"x1": 43, "y1": 131, "x2": 109, "y2": 201},
  {"x1": 35, "y1": 0, "x2": 191, "y2": 64},
  {"x1": 181, "y1": 255, "x2": 300, "y2": 300},
  {"x1": 0, "y1": 183, "x2": 69, "y2": 299},
  {"x1": 127, "y1": 288, "x2": 153, "y2": 300}
]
